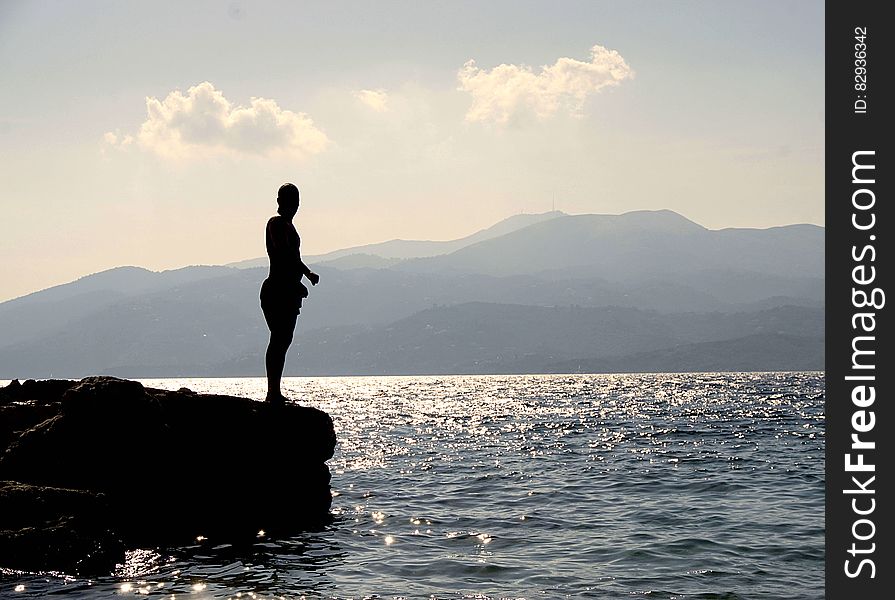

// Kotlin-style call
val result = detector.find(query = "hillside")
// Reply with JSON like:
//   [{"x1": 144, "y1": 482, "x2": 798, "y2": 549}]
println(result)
[
  {"x1": 282, "y1": 303, "x2": 824, "y2": 376},
  {"x1": 395, "y1": 211, "x2": 823, "y2": 280},
  {"x1": 0, "y1": 210, "x2": 824, "y2": 378},
  {"x1": 228, "y1": 210, "x2": 565, "y2": 268}
]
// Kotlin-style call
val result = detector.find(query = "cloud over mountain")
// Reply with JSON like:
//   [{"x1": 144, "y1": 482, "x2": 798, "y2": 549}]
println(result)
[
  {"x1": 108, "y1": 82, "x2": 329, "y2": 160},
  {"x1": 354, "y1": 89, "x2": 390, "y2": 112},
  {"x1": 458, "y1": 45, "x2": 634, "y2": 125}
]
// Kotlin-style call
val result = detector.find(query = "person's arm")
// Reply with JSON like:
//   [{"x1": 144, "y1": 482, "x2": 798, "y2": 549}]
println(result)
[
  {"x1": 297, "y1": 256, "x2": 319, "y2": 285},
  {"x1": 293, "y1": 227, "x2": 320, "y2": 286}
]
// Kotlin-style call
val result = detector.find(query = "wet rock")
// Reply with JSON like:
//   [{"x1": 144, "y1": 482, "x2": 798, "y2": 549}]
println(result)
[
  {"x1": 0, "y1": 376, "x2": 336, "y2": 573},
  {"x1": 0, "y1": 402, "x2": 60, "y2": 456},
  {"x1": 0, "y1": 379, "x2": 23, "y2": 405},
  {"x1": 0, "y1": 481, "x2": 124, "y2": 574},
  {"x1": 22, "y1": 379, "x2": 77, "y2": 403}
]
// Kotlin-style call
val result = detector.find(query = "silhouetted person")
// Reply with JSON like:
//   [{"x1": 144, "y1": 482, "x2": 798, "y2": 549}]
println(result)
[{"x1": 260, "y1": 183, "x2": 320, "y2": 405}]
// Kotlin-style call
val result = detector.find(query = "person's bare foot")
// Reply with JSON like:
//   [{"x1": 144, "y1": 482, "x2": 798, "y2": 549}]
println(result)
[{"x1": 265, "y1": 393, "x2": 286, "y2": 407}]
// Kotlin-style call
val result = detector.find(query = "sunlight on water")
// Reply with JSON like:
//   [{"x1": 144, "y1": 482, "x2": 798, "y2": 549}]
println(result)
[{"x1": 4, "y1": 373, "x2": 824, "y2": 599}]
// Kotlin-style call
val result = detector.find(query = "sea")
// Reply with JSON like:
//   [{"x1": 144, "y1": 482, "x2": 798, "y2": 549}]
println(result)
[{"x1": 2, "y1": 372, "x2": 825, "y2": 600}]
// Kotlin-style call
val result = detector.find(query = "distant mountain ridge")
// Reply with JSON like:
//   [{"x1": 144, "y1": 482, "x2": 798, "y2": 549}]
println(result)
[
  {"x1": 394, "y1": 211, "x2": 823, "y2": 280},
  {"x1": 227, "y1": 210, "x2": 565, "y2": 269},
  {"x1": 0, "y1": 300, "x2": 824, "y2": 378},
  {"x1": 282, "y1": 302, "x2": 824, "y2": 376},
  {"x1": 0, "y1": 209, "x2": 824, "y2": 378},
  {"x1": 0, "y1": 265, "x2": 236, "y2": 347}
]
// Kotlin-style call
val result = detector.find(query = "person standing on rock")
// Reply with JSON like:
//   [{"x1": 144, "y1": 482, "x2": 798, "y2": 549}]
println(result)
[{"x1": 260, "y1": 183, "x2": 320, "y2": 406}]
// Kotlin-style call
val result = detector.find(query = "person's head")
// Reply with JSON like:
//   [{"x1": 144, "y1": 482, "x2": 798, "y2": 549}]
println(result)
[{"x1": 277, "y1": 183, "x2": 300, "y2": 217}]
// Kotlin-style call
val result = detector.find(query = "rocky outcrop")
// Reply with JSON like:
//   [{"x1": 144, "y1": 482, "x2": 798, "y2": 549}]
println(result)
[
  {"x1": 0, "y1": 377, "x2": 336, "y2": 573},
  {"x1": 0, "y1": 481, "x2": 123, "y2": 573}
]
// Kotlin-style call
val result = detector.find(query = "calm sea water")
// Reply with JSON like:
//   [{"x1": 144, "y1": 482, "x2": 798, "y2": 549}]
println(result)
[{"x1": 3, "y1": 373, "x2": 824, "y2": 599}]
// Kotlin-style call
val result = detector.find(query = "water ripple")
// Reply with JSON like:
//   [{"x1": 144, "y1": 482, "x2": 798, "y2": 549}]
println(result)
[{"x1": 3, "y1": 372, "x2": 824, "y2": 599}]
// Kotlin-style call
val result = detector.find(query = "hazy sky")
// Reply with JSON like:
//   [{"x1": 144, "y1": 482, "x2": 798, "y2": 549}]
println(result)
[{"x1": 0, "y1": 0, "x2": 823, "y2": 302}]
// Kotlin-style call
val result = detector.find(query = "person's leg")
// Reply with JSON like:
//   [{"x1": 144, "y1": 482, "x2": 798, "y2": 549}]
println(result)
[{"x1": 265, "y1": 311, "x2": 297, "y2": 402}]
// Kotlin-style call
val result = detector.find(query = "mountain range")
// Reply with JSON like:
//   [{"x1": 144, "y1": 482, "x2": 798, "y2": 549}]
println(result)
[
  {"x1": 0, "y1": 210, "x2": 824, "y2": 378},
  {"x1": 228, "y1": 210, "x2": 565, "y2": 268}
]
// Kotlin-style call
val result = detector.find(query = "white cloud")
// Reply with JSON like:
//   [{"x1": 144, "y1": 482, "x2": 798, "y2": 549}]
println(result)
[
  {"x1": 116, "y1": 82, "x2": 329, "y2": 160},
  {"x1": 354, "y1": 89, "x2": 389, "y2": 112},
  {"x1": 457, "y1": 45, "x2": 634, "y2": 125},
  {"x1": 102, "y1": 129, "x2": 134, "y2": 152},
  {"x1": 99, "y1": 129, "x2": 135, "y2": 156}
]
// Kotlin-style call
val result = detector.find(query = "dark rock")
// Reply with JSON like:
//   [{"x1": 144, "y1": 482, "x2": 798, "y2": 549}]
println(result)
[
  {"x1": 61, "y1": 376, "x2": 148, "y2": 412},
  {"x1": 0, "y1": 376, "x2": 337, "y2": 572},
  {"x1": 0, "y1": 402, "x2": 60, "y2": 456},
  {"x1": 0, "y1": 481, "x2": 124, "y2": 574},
  {"x1": 21, "y1": 378, "x2": 78, "y2": 403},
  {"x1": 0, "y1": 379, "x2": 22, "y2": 404}
]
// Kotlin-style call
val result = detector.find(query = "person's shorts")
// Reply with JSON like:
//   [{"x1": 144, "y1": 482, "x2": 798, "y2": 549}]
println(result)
[{"x1": 260, "y1": 278, "x2": 308, "y2": 329}]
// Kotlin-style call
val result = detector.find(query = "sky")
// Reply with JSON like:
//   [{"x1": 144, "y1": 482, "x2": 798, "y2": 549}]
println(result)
[{"x1": 0, "y1": 0, "x2": 824, "y2": 302}]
